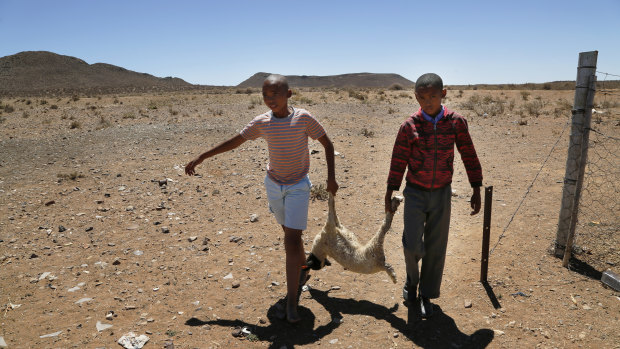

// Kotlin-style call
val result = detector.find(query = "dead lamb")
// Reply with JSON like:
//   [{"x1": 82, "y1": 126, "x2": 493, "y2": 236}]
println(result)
[{"x1": 304, "y1": 193, "x2": 403, "y2": 283}]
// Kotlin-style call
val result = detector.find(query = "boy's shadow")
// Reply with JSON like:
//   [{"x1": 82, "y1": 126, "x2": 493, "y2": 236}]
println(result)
[
  {"x1": 185, "y1": 295, "x2": 341, "y2": 349},
  {"x1": 186, "y1": 288, "x2": 494, "y2": 348}
]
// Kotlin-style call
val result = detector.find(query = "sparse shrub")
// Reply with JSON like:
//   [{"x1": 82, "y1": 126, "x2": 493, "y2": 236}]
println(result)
[
  {"x1": 348, "y1": 89, "x2": 366, "y2": 101},
  {"x1": 169, "y1": 108, "x2": 179, "y2": 116},
  {"x1": 123, "y1": 112, "x2": 136, "y2": 119},
  {"x1": 520, "y1": 91, "x2": 530, "y2": 101},
  {"x1": 72, "y1": 95, "x2": 80, "y2": 102},
  {"x1": 70, "y1": 120, "x2": 81, "y2": 129},
  {"x1": 50, "y1": 104, "x2": 58, "y2": 109},
  {"x1": 310, "y1": 183, "x2": 329, "y2": 201},
  {"x1": 98, "y1": 116, "x2": 112, "y2": 129},
  {"x1": 518, "y1": 118, "x2": 528, "y2": 126},
  {"x1": 361, "y1": 128, "x2": 375, "y2": 138},
  {"x1": 457, "y1": 90, "x2": 464, "y2": 98},
  {"x1": 147, "y1": 101, "x2": 158, "y2": 110},
  {"x1": 40, "y1": 99, "x2": 48, "y2": 105},
  {"x1": 57, "y1": 172, "x2": 85, "y2": 181},
  {"x1": 26, "y1": 100, "x2": 32, "y2": 105},
  {"x1": 22, "y1": 111, "x2": 29, "y2": 118},
  {"x1": 3, "y1": 104, "x2": 14, "y2": 113},
  {"x1": 388, "y1": 107, "x2": 397, "y2": 114},
  {"x1": 388, "y1": 83, "x2": 404, "y2": 91},
  {"x1": 523, "y1": 100, "x2": 544, "y2": 117}
]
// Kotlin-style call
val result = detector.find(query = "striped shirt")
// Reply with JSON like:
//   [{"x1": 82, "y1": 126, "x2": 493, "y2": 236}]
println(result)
[{"x1": 240, "y1": 107, "x2": 326, "y2": 185}]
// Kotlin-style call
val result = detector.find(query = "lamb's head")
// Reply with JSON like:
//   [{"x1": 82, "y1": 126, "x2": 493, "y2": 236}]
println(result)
[
  {"x1": 305, "y1": 253, "x2": 331, "y2": 270},
  {"x1": 391, "y1": 196, "x2": 404, "y2": 212}
]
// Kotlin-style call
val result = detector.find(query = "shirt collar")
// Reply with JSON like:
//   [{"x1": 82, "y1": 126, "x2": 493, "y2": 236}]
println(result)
[{"x1": 421, "y1": 106, "x2": 445, "y2": 124}]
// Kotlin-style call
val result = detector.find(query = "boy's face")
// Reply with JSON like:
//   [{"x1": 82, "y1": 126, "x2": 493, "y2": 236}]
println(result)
[
  {"x1": 262, "y1": 81, "x2": 292, "y2": 117},
  {"x1": 415, "y1": 85, "x2": 447, "y2": 116}
]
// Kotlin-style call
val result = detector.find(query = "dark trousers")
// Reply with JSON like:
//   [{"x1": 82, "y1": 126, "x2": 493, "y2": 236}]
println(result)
[{"x1": 402, "y1": 184, "x2": 452, "y2": 299}]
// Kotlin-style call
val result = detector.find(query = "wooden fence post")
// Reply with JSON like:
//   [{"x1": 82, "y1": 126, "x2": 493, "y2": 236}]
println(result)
[{"x1": 554, "y1": 51, "x2": 598, "y2": 257}]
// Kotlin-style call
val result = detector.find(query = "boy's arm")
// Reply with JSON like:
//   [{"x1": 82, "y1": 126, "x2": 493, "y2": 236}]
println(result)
[
  {"x1": 185, "y1": 134, "x2": 247, "y2": 176},
  {"x1": 316, "y1": 134, "x2": 338, "y2": 195}
]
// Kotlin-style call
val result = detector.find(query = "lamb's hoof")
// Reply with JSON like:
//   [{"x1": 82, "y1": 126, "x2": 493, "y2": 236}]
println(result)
[{"x1": 306, "y1": 254, "x2": 325, "y2": 270}]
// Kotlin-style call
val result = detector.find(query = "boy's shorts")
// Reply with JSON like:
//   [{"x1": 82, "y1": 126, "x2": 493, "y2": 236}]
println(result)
[{"x1": 264, "y1": 175, "x2": 311, "y2": 231}]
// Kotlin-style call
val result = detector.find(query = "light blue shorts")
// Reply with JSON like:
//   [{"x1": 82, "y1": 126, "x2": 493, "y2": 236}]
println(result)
[{"x1": 264, "y1": 175, "x2": 311, "y2": 231}]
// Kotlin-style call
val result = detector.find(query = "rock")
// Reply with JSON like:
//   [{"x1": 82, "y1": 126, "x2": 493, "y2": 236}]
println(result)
[
  {"x1": 58, "y1": 225, "x2": 66, "y2": 232},
  {"x1": 493, "y1": 329, "x2": 505, "y2": 336},
  {"x1": 232, "y1": 281, "x2": 240, "y2": 288},
  {"x1": 133, "y1": 250, "x2": 143, "y2": 256},
  {"x1": 45, "y1": 200, "x2": 55, "y2": 206},
  {"x1": 75, "y1": 297, "x2": 92, "y2": 304},
  {"x1": 39, "y1": 330, "x2": 62, "y2": 338},
  {"x1": 106, "y1": 311, "x2": 115, "y2": 320},
  {"x1": 223, "y1": 273, "x2": 233, "y2": 280},
  {"x1": 85, "y1": 226, "x2": 93, "y2": 232},
  {"x1": 0, "y1": 336, "x2": 6, "y2": 348},
  {"x1": 188, "y1": 236, "x2": 197, "y2": 242},
  {"x1": 249, "y1": 214, "x2": 259, "y2": 222},
  {"x1": 113, "y1": 258, "x2": 121, "y2": 265},
  {"x1": 96, "y1": 321, "x2": 113, "y2": 332},
  {"x1": 464, "y1": 300, "x2": 472, "y2": 308},
  {"x1": 117, "y1": 332, "x2": 149, "y2": 349},
  {"x1": 161, "y1": 226, "x2": 170, "y2": 234}
]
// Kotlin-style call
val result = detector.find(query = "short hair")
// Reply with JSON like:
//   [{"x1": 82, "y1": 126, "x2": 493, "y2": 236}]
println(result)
[
  {"x1": 415, "y1": 73, "x2": 443, "y2": 91},
  {"x1": 264, "y1": 74, "x2": 289, "y2": 92}
]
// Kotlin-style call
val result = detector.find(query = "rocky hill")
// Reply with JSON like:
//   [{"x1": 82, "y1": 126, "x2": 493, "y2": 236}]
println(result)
[
  {"x1": 0, "y1": 51, "x2": 194, "y2": 96},
  {"x1": 237, "y1": 72, "x2": 415, "y2": 89}
]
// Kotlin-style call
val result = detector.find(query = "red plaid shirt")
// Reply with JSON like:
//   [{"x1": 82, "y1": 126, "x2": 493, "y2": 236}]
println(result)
[{"x1": 387, "y1": 107, "x2": 482, "y2": 191}]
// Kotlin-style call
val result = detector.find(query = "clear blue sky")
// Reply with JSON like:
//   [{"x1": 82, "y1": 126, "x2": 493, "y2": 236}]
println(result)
[{"x1": 1, "y1": 0, "x2": 619, "y2": 86}]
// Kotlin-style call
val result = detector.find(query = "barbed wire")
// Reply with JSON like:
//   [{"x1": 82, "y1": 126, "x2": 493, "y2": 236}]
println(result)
[
  {"x1": 489, "y1": 119, "x2": 571, "y2": 255},
  {"x1": 596, "y1": 71, "x2": 620, "y2": 78}
]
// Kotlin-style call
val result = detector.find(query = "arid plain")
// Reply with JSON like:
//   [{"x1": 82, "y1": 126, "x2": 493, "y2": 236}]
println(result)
[{"x1": 1, "y1": 86, "x2": 618, "y2": 348}]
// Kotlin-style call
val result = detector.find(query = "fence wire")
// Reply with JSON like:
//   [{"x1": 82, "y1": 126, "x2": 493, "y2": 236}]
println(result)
[{"x1": 574, "y1": 127, "x2": 620, "y2": 272}]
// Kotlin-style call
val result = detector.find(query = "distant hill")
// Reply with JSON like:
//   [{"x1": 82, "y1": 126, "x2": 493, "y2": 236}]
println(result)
[
  {"x1": 0, "y1": 51, "x2": 195, "y2": 96},
  {"x1": 237, "y1": 72, "x2": 415, "y2": 89}
]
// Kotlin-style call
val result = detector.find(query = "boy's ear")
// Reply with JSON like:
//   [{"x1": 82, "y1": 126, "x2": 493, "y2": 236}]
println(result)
[
  {"x1": 287, "y1": 89, "x2": 292, "y2": 98},
  {"x1": 441, "y1": 89, "x2": 447, "y2": 98}
]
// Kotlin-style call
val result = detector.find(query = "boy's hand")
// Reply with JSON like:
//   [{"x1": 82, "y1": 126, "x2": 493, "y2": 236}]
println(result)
[
  {"x1": 470, "y1": 187, "x2": 481, "y2": 215},
  {"x1": 184, "y1": 158, "x2": 202, "y2": 176},
  {"x1": 385, "y1": 190, "x2": 395, "y2": 213}
]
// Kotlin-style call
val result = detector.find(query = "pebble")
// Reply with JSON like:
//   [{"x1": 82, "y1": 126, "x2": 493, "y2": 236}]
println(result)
[
  {"x1": 75, "y1": 297, "x2": 92, "y2": 304},
  {"x1": 39, "y1": 330, "x2": 62, "y2": 338},
  {"x1": 0, "y1": 336, "x2": 6, "y2": 348},
  {"x1": 464, "y1": 300, "x2": 472, "y2": 308},
  {"x1": 249, "y1": 214, "x2": 259, "y2": 222},
  {"x1": 96, "y1": 321, "x2": 113, "y2": 332},
  {"x1": 161, "y1": 226, "x2": 170, "y2": 234}
]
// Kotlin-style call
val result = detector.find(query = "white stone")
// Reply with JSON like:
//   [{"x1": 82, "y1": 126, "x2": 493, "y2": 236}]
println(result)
[
  {"x1": 96, "y1": 321, "x2": 113, "y2": 332},
  {"x1": 117, "y1": 332, "x2": 149, "y2": 349},
  {"x1": 39, "y1": 330, "x2": 62, "y2": 338}
]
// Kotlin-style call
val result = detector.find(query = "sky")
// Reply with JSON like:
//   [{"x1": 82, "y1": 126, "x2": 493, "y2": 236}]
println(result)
[{"x1": 1, "y1": 0, "x2": 619, "y2": 86}]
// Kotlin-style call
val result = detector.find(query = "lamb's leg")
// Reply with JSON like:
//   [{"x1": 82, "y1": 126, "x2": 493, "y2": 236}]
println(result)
[
  {"x1": 384, "y1": 263, "x2": 397, "y2": 283},
  {"x1": 328, "y1": 193, "x2": 341, "y2": 228}
]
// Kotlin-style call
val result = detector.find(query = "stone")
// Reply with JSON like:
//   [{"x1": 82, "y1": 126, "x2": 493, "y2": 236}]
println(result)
[
  {"x1": 464, "y1": 300, "x2": 473, "y2": 308},
  {"x1": 249, "y1": 214, "x2": 259, "y2": 222},
  {"x1": 75, "y1": 297, "x2": 92, "y2": 304},
  {"x1": 96, "y1": 321, "x2": 113, "y2": 332},
  {"x1": 0, "y1": 336, "x2": 6, "y2": 348},
  {"x1": 117, "y1": 332, "x2": 149, "y2": 349},
  {"x1": 39, "y1": 331, "x2": 62, "y2": 338}
]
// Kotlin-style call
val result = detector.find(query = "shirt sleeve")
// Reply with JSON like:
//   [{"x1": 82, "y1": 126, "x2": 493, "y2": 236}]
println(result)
[
  {"x1": 387, "y1": 121, "x2": 413, "y2": 191},
  {"x1": 240, "y1": 115, "x2": 263, "y2": 140},
  {"x1": 304, "y1": 113, "x2": 326, "y2": 140},
  {"x1": 454, "y1": 117, "x2": 483, "y2": 187}
]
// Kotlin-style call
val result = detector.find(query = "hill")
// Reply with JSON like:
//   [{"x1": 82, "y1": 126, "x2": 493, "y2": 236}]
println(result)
[
  {"x1": 237, "y1": 72, "x2": 415, "y2": 89},
  {"x1": 0, "y1": 51, "x2": 195, "y2": 96}
]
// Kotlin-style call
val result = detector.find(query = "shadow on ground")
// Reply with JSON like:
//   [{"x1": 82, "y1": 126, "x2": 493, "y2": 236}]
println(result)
[{"x1": 186, "y1": 288, "x2": 494, "y2": 348}]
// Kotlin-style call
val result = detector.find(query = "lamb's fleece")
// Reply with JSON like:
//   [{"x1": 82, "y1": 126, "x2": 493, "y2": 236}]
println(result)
[{"x1": 305, "y1": 193, "x2": 403, "y2": 283}]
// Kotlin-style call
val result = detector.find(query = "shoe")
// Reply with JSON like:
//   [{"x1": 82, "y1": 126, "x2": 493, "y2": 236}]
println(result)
[{"x1": 419, "y1": 296, "x2": 434, "y2": 318}]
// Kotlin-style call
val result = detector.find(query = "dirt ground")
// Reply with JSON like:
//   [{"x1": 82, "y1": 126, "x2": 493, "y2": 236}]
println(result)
[{"x1": 1, "y1": 87, "x2": 618, "y2": 348}]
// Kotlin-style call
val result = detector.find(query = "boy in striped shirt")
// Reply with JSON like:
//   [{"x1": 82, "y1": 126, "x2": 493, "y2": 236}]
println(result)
[{"x1": 185, "y1": 74, "x2": 338, "y2": 323}]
